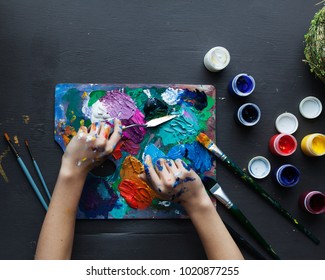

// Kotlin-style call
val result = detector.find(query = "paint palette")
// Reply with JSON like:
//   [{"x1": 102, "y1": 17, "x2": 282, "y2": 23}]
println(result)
[{"x1": 54, "y1": 84, "x2": 216, "y2": 219}]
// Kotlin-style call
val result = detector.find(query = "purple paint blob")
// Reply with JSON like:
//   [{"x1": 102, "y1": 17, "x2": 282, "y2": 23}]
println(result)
[
  {"x1": 121, "y1": 109, "x2": 146, "y2": 144},
  {"x1": 100, "y1": 89, "x2": 137, "y2": 120}
]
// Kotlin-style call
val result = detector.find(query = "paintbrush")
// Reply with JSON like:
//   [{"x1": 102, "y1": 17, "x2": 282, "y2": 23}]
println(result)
[
  {"x1": 25, "y1": 140, "x2": 51, "y2": 200},
  {"x1": 223, "y1": 222, "x2": 266, "y2": 260},
  {"x1": 122, "y1": 114, "x2": 178, "y2": 130},
  {"x1": 210, "y1": 182, "x2": 280, "y2": 259},
  {"x1": 3, "y1": 133, "x2": 48, "y2": 211},
  {"x1": 197, "y1": 132, "x2": 320, "y2": 245}
]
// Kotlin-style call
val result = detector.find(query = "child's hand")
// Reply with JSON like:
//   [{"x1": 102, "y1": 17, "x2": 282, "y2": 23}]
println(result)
[
  {"x1": 140, "y1": 155, "x2": 210, "y2": 209},
  {"x1": 61, "y1": 119, "x2": 122, "y2": 177}
]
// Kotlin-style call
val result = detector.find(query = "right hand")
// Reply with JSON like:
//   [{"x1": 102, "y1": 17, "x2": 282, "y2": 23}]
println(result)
[{"x1": 139, "y1": 156, "x2": 210, "y2": 209}]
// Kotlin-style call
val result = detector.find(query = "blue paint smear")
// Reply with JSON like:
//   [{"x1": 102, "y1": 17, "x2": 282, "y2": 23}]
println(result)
[
  {"x1": 143, "y1": 144, "x2": 167, "y2": 164},
  {"x1": 179, "y1": 89, "x2": 207, "y2": 110},
  {"x1": 145, "y1": 142, "x2": 212, "y2": 174},
  {"x1": 109, "y1": 195, "x2": 129, "y2": 219},
  {"x1": 167, "y1": 144, "x2": 186, "y2": 159},
  {"x1": 78, "y1": 175, "x2": 119, "y2": 218},
  {"x1": 184, "y1": 142, "x2": 212, "y2": 174}
]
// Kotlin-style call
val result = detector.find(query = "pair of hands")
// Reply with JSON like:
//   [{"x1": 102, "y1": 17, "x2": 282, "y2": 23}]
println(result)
[{"x1": 62, "y1": 120, "x2": 207, "y2": 206}]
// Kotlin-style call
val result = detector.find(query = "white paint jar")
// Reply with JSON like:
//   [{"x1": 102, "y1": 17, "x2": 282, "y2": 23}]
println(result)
[{"x1": 204, "y1": 46, "x2": 230, "y2": 72}]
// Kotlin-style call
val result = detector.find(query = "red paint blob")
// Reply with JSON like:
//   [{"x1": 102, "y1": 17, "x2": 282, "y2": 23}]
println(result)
[
  {"x1": 269, "y1": 134, "x2": 297, "y2": 156},
  {"x1": 278, "y1": 135, "x2": 296, "y2": 154}
]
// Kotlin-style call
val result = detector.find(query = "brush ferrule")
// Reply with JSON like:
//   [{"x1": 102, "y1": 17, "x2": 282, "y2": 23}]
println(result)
[
  {"x1": 208, "y1": 143, "x2": 224, "y2": 159},
  {"x1": 210, "y1": 183, "x2": 233, "y2": 209}
]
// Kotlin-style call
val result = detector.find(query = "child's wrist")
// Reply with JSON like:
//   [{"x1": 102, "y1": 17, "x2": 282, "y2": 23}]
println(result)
[
  {"x1": 181, "y1": 189, "x2": 213, "y2": 215},
  {"x1": 59, "y1": 159, "x2": 88, "y2": 182}
]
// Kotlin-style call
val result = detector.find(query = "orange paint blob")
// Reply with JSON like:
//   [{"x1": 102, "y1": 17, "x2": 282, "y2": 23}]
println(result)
[
  {"x1": 118, "y1": 179, "x2": 154, "y2": 209},
  {"x1": 120, "y1": 155, "x2": 144, "y2": 179},
  {"x1": 118, "y1": 155, "x2": 155, "y2": 209},
  {"x1": 61, "y1": 125, "x2": 77, "y2": 145},
  {"x1": 196, "y1": 132, "x2": 210, "y2": 147}
]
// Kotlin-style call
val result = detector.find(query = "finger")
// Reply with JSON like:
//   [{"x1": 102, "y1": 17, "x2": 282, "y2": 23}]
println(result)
[
  {"x1": 165, "y1": 159, "x2": 183, "y2": 179},
  {"x1": 99, "y1": 122, "x2": 111, "y2": 139},
  {"x1": 78, "y1": 126, "x2": 88, "y2": 134},
  {"x1": 89, "y1": 122, "x2": 100, "y2": 135},
  {"x1": 155, "y1": 159, "x2": 171, "y2": 179},
  {"x1": 165, "y1": 159, "x2": 177, "y2": 171},
  {"x1": 105, "y1": 119, "x2": 122, "y2": 153},
  {"x1": 174, "y1": 158, "x2": 184, "y2": 169},
  {"x1": 143, "y1": 155, "x2": 162, "y2": 187}
]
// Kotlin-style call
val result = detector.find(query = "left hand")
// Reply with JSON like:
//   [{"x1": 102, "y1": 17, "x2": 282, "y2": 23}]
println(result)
[{"x1": 61, "y1": 119, "x2": 122, "y2": 177}]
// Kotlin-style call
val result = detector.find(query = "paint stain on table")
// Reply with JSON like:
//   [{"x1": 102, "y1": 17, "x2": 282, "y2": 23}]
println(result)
[{"x1": 0, "y1": 147, "x2": 10, "y2": 183}]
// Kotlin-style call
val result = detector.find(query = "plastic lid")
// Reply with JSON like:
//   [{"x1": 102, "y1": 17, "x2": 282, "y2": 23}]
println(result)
[
  {"x1": 299, "y1": 96, "x2": 322, "y2": 119},
  {"x1": 248, "y1": 156, "x2": 271, "y2": 179},
  {"x1": 275, "y1": 112, "x2": 298, "y2": 134}
]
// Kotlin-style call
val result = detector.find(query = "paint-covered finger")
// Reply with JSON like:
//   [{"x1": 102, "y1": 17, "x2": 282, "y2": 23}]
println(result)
[
  {"x1": 165, "y1": 159, "x2": 177, "y2": 171},
  {"x1": 177, "y1": 159, "x2": 191, "y2": 172},
  {"x1": 78, "y1": 126, "x2": 88, "y2": 134},
  {"x1": 155, "y1": 159, "x2": 171, "y2": 179},
  {"x1": 107, "y1": 119, "x2": 122, "y2": 144},
  {"x1": 99, "y1": 122, "x2": 111, "y2": 139},
  {"x1": 104, "y1": 120, "x2": 122, "y2": 154},
  {"x1": 89, "y1": 122, "x2": 100, "y2": 135},
  {"x1": 143, "y1": 155, "x2": 162, "y2": 187},
  {"x1": 164, "y1": 159, "x2": 182, "y2": 178}
]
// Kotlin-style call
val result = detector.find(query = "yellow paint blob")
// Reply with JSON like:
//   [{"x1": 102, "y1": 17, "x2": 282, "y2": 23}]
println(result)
[
  {"x1": 13, "y1": 135, "x2": 19, "y2": 146},
  {"x1": 311, "y1": 136, "x2": 325, "y2": 155},
  {"x1": 0, "y1": 147, "x2": 10, "y2": 183},
  {"x1": 22, "y1": 115, "x2": 30, "y2": 124}
]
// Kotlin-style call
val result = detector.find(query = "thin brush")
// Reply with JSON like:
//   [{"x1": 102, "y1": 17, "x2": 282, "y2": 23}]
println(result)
[
  {"x1": 4, "y1": 133, "x2": 48, "y2": 211},
  {"x1": 197, "y1": 132, "x2": 320, "y2": 245},
  {"x1": 25, "y1": 140, "x2": 51, "y2": 200},
  {"x1": 210, "y1": 183, "x2": 280, "y2": 259}
]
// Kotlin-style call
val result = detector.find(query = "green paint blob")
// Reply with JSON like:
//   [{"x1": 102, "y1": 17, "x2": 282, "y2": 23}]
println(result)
[
  {"x1": 124, "y1": 87, "x2": 147, "y2": 110},
  {"x1": 88, "y1": 90, "x2": 106, "y2": 107},
  {"x1": 62, "y1": 88, "x2": 85, "y2": 131}
]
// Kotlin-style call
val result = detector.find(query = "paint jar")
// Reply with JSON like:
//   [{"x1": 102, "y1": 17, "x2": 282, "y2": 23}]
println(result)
[
  {"x1": 301, "y1": 133, "x2": 325, "y2": 156},
  {"x1": 235, "y1": 103, "x2": 261, "y2": 126},
  {"x1": 269, "y1": 133, "x2": 297, "y2": 156},
  {"x1": 204, "y1": 46, "x2": 230, "y2": 72},
  {"x1": 229, "y1": 73, "x2": 255, "y2": 96},
  {"x1": 299, "y1": 191, "x2": 325, "y2": 214},
  {"x1": 248, "y1": 156, "x2": 271, "y2": 179},
  {"x1": 299, "y1": 96, "x2": 322, "y2": 119},
  {"x1": 274, "y1": 164, "x2": 300, "y2": 187},
  {"x1": 275, "y1": 112, "x2": 298, "y2": 135}
]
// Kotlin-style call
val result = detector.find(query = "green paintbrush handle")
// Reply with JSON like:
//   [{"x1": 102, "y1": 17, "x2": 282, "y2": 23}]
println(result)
[
  {"x1": 229, "y1": 205, "x2": 280, "y2": 259},
  {"x1": 222, "y1": 156, "x2": 320, "y2": 245}
]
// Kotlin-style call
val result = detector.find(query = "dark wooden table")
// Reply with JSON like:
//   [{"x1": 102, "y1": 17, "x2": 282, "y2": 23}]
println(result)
[{"x1": 0, "y1": 0, "x2": 324, "y2": 260}]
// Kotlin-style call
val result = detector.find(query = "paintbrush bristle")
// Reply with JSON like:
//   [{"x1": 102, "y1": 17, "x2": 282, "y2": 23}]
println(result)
[
  {"x1": 196, "y1": 132, "x2": 212, "y2": 148},
  {"x1": 3, "y1": 132, "x2": 10, "y2": 141},
  {"x1": 25, "y1": 139, "x2": 29, "y2": 146}
]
